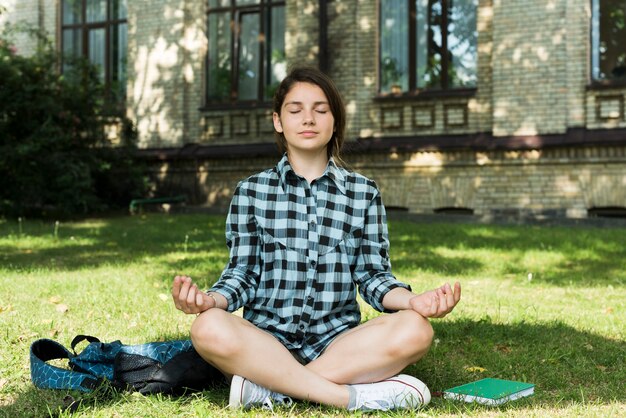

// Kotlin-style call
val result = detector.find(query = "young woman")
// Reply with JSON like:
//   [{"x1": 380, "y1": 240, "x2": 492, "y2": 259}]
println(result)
[{"x1": 171, "y1": 66, "x2": 461, "y2": 412}]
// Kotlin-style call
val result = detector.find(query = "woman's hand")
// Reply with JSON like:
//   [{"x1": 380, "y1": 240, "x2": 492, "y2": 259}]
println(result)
[
  {"x1": 171, "y1": 275, "x2": 216, "y2": 314},
  {"x1": 409, "y1": 282, "x2": 461, "y2": 318}
]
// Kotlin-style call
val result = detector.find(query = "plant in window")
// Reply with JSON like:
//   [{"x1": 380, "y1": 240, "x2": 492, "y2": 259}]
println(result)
[{"x1": 381, "y1": 57, "x2": 404, "y2": 94}]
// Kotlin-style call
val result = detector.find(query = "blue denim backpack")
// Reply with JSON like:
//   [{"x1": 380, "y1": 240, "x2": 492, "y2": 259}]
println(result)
[{"x1": 30, "y1": 335, "x2": 224, "y2": 394}]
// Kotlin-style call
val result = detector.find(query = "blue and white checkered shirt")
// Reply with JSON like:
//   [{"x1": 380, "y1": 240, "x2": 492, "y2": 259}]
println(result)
[{"x1": 210, "y1": 154, "x2": 410, "y2": 359}]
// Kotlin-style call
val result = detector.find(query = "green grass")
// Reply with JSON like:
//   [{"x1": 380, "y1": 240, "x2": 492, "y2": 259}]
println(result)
[{"x1": 0, "y1": 213, "x2": 624, "y2": 417}]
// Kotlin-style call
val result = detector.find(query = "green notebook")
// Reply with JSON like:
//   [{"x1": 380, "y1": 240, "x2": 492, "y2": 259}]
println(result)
[{"x1": 444, "y1": 378, "x2": 535, "y2": 406}]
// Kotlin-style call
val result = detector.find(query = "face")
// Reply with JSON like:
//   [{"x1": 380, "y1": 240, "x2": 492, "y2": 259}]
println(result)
[{"x1": 273, "y1": 82, "x2": 335, "y2": 157}]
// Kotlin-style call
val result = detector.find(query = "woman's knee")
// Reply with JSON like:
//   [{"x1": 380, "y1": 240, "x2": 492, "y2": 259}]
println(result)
[
  {"x1": 190, "y1": 309, "x2": 240, "y2": 358},
  {"x1": 388, "y1": 310, "x2": 434, "y2": 359}
]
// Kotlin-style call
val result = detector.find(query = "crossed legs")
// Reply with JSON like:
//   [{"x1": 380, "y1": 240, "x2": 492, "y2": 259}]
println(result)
[{"x1": 190, "y1": 308, "x2": 434, "y2": 408}]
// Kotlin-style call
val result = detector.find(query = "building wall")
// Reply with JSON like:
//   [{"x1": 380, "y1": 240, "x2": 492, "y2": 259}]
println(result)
[
  {"x1": 2, "y1": 0, "x2": 626, "y2": 218},
  {"x1": 0, "y1": 0, "x2": 56, "y2": 56}
]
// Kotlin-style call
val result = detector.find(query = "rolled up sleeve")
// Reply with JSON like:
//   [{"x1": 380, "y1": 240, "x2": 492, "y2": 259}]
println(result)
[
  {"x1": 209, "y1": 183, "x2": 260, "y2": 311},
  {"x1": 352, "y1": 189, "x2": 410, "y2": 313}
]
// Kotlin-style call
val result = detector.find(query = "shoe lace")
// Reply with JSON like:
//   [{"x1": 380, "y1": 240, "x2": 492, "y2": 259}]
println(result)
[
  {"x1": 272, "y1": 392, "x2": 294, "y2": 407},
  {"x1": 359, "y1": 385, "x2": 419, "y2": 411},
  {"x1": 261, "y1": 392, "x2": 293, "y2": 411}
]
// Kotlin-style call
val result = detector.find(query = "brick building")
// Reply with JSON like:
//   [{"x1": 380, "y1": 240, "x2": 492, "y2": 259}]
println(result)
[{"x1": 2, "y1": 0, "x2": 626, "y2": 218}]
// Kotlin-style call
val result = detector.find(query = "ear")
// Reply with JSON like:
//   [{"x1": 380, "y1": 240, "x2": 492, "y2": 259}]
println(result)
[{"x1": 273, "y1": 112, "x2": 283, "y2": 133}]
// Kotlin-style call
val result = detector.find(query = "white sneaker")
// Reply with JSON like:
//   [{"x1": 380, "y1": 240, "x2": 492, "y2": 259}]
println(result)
[
  {"x1": 349, "y1": 374, "x2": 431, "y2": 411},
  {"x1": 228, "y1": 375, "x2": 293, "y2": 410}
]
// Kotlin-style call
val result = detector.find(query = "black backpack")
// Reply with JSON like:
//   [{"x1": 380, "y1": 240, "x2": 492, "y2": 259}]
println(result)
[{"x1": 30, "y1": 335, "x2": 225, "y2": 395}]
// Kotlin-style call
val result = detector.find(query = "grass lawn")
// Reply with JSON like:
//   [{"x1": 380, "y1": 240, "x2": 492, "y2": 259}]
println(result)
[{"x1": 0, "y1": 213, "x2": 624, "y2": 417}]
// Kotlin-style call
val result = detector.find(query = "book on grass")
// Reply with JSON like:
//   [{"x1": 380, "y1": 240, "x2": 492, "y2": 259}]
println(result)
[{"x1": 444, "y1": 378, "x2": 535, "y2": 406}]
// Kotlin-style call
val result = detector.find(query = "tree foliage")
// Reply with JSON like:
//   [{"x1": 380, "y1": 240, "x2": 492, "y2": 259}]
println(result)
[{"x1": 0, "y1": 29, "x2": 145, "y2": 217}]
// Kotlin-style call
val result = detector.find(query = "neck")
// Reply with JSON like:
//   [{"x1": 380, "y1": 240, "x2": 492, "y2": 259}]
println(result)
[{"x1": 287, "y1": 149, "x2": 329, "y2": 183}]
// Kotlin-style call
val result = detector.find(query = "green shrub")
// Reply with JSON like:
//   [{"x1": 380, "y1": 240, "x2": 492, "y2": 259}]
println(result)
[{"x1": 0, "y1": 28, "x2": 145, "y2": 217}]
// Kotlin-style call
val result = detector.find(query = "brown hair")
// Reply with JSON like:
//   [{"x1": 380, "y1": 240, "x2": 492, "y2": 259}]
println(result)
[{"x1": 272, "y1": 66, "x2": 346, "y2": 165}]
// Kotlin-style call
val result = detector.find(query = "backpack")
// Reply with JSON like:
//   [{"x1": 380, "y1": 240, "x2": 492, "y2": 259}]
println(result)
[{"x1": 30, "y1": 335, "x2": 225, "y2": 395}]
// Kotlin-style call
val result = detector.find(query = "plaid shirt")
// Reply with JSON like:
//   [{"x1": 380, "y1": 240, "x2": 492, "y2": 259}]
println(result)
[{"x1": 210, "y1": 154, "x2": 410, "y2": 354}]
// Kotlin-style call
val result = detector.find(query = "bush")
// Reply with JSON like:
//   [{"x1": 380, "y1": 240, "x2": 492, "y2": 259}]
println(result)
[{"x1": 0, "y1": 28, "x2": 145, "y2": 217}]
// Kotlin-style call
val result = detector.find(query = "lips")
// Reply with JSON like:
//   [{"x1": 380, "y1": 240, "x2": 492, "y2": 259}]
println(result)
[{"x1": 299, "y1": 131, "x2": 318, "y2": 137}]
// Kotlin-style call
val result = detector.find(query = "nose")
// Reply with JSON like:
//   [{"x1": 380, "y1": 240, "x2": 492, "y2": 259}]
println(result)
[{"x1": 302, "y1": 109, "x2": 315, "y2": 125}]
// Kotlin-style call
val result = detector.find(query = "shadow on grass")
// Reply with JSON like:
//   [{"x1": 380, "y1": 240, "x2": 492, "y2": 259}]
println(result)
[
  {"x1": 0, "y1": 214, "x2": 227, "y2": 275},
  {"x1": 411, "y1": 318, "x2": 626, "y2": 409},
  {"x1": 1, "y1": 214, "x2": 625, "y2": 287},
  {"x1": 389, "y1": 219, "x2": 626, "y2": 287},
  {"x1": 3, "y1": 320, "x2": 624, "y2": 417}
]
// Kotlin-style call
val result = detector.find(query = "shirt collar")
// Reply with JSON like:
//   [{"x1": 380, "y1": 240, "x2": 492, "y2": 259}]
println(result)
[{"x1": 276, "y1": 153, "x2": 346, "y2": 195}]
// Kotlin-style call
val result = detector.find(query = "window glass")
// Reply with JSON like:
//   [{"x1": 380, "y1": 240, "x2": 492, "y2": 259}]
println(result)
[
  {"x1": 61, "y1": 0, "x2": 128, "y2": 103},
  {"x1": 86, "y1": 0, "x2": 107, "y2": 23},
  {"x1": 592, "y1": 0, "x2": 626, "y2": 81},
  {"x1": 208, "y1": 0, "x2": 231, "y2": 7},
  {"x1": 62, "y1": 29, "x2": 82, "y2": 72},
  {"x1": 206, "y1": 1, "x2": 285, "y2": 103},
  {"x1": 207, "y1": 12, "x2": 232, "y2": 100},
  {"x1": 380, "y1": 0, "x2": 477, "y2": 93},
  {"x1": 380, "y1": 0, "x2": 409, "y2": 93},
  {"x1": 112, "y1": 0, "x2": 127, "y2": 20},
  {"x1": 448, "y1": 0, "x2": 477, "y2": 87},
  {"x1": 238, "y1": 13, "x2": 261, "y2": 101},
  {"x1": 266, "y1": 5, "x2": 286, "y2": 99},
  {"x1": 416, "y1": 0, "x2": 442, "y2": 89},
  {"x1": 63, "y1": 0, "x2": 82, "y2": 24},
  {"x1": 111, "y1": 22, "x2": 127, "y2": 100},
  {"x1": 88, "y1": 28, "x2": 106, "y2": 82}
]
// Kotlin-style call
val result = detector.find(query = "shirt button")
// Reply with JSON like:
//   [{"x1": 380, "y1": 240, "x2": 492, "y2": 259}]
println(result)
[
  {"x1": 309, "y1": 221, "x2": 316, "y2": 230},
  {"x1": 310, "y1": 260, "x2": 316, "y2": 268},
  {"x1": 299, "y1": 325, "x2": 305, "y2": 330}
]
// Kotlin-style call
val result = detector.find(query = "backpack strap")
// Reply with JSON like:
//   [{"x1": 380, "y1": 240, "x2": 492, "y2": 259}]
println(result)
[
  {"x1": 70, "y1": 335, "x2": 101, "y2": 353},
  {"x1": 30, "y1": 339, "x2": 101, "y2": 392}
]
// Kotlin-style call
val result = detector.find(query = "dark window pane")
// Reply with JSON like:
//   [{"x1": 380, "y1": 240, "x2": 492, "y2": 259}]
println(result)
[
  {"x1": 207, "y1": 12, "x2": 232, "y2": 100},
  {"x1": 62, "y1": 0, "x2": 82, "y2": 24},
  {"x1": 593, "y1": 0, "x2": 626, "y2": 80},
  {"x1": 86, "y1": 0, "x2": 107, "y2": 23},
  {"x1": 448, "y1": 0, "x2": 477, "y2": 87},
  {"x1": 416, "y1": 0, "x2": 443, "y2": 89},
  {"x1": 266, "y1": 5, "x2": 286, "y2": 100},
  {"x1": 238, "y1": 12, "x2": 261, "y2": 101},
  {"x1": 380, "y1": 0, "x2": 409, "y2": 93}
]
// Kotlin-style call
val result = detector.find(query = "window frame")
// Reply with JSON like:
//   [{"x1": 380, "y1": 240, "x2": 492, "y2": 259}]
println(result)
[
  {"x1": 204, "y1": 0, "x2": 285, "y2": 109},
  {"x1": 378, "y1": 0, "x2": 478, "y2": 97},
  {"x1": 60, "y1": 0, "x2": 128, "y2": 103}
]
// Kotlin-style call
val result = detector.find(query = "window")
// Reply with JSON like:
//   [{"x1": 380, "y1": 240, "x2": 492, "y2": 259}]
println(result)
[
  {"x1": 207, "y1": 0, "x2": 286, "y2": 104},
  {"x1": 591, "y1": 0, "x2": 626, "y2": 83},
  {"x1": 379, "y1": 0, "x2": 478, "y2": 94},
  {"x1": 61, "y1": 0, "x2": 127, "y2": 102}
]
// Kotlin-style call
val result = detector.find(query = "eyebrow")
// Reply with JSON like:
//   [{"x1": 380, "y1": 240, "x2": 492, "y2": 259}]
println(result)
[{"x1": 283, "y1": 101, "x2": 329, "y2": 106}]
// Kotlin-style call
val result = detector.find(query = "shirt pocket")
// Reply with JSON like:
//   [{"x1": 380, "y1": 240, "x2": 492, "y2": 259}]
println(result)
[{"x1": 326, "y1": 225, "x2": 364, "y2": 275}]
